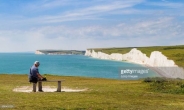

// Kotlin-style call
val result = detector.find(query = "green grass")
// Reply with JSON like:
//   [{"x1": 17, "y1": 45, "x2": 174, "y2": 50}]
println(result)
[
  {"x1": 92, "y1": 45, "x2": 184, "y2": 67},
  {"x1": 1, "y1": 74, "x2": 184, "y2": 110},
  {"x1": 143, "y1": 77, "x2": 184, "y2": 94}
]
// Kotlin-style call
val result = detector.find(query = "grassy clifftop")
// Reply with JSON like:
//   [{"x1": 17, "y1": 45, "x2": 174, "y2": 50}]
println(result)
[
  {"x1": 1, "y1": 74, "x2": 184, "y2": 110},
  {"x1": 90, "y1": 45, "x2": 184, "y2": 67}
]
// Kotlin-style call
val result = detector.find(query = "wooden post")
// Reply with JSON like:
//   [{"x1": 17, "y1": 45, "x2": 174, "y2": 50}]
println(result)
[
  {"x1": 57, "y1": 81, "x2": 61, "y2": 92},
  {"x1": 38, "y1": 81, "x2": 42, "y2": 91},
  {"x1": 33, "y1": 83, "x2": 36, "y2": 92}
]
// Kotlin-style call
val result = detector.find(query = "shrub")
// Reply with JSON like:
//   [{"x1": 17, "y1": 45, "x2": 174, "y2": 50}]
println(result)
[
  {"x1": 143, "y1": 77, "x2": 184, "y2": 94},
  {"x1": 143, "y1": 77, "x2": 168, "y2": 83}
]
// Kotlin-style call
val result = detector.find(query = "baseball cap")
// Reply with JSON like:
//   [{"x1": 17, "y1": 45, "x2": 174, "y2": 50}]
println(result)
[{"x1": 34, "y1": 61, "x2": 40, "y2": 66}]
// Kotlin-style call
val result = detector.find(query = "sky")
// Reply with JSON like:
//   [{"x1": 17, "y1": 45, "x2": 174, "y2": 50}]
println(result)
[{"x1": 0, "y1": 0, "x2": 184, "y2": 52}]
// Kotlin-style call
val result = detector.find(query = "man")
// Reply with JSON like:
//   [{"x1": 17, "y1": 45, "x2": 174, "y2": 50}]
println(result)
[
  {"x1": 29, "y1": 61, "x2": 44, "y2": 92},
  {"x1": 29, "y1": 61, "x2": 43, "y2": 82}
]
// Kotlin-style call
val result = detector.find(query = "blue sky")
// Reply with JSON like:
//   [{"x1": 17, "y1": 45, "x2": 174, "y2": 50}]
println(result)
[{"x1": 0, "y1": 0, "x2": 184, "y2": 52}]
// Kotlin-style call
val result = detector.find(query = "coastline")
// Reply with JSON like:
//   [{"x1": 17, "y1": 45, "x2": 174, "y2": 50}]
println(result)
[
  {"x1": 120, "y1": 60, "x2": 168, "y2": 78},
  {"x1": 85, "y1": 48, "x2": 184, "y2": 79},
  {"x1": 84, "y1": 56, "x2": 164, "y2": 79},
  {"x1": 143, "y1": 64, "x2": 171, "y2": 78}
]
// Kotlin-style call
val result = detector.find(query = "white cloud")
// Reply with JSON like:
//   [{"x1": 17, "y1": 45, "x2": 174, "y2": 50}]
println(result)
[
  {"x1": 0, "y1": 17, "x2": 183, "y2": 52},
  {"x1": 146, "y1": 1, "x2": 184, "y2": 8},
  {"x1": 17, "y1": 0, "x2": 145, "y2": 24},
  {"x1": 0, "y1": 0, "x2": 183, "y2": 52}
]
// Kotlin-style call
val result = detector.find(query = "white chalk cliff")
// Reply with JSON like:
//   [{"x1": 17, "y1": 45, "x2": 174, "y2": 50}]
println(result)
[
  {"x1": 85, "y1": 48, "x2": 184, "y2": 79},
  {"x1": 35, "y1": 50, "x2": 44, "y2": 55}
]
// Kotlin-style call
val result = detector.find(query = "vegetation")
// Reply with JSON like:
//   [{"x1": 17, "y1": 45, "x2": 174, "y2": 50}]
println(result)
[
  {"x1": 1, "y1": 74, "x2": 184, "y2": 110},
  {"x1": 91, "y1": 45, "x2": 184, "y2": 67},
  {"x1": 143, "y1": 77, "x2": 184, "y2": 94}
]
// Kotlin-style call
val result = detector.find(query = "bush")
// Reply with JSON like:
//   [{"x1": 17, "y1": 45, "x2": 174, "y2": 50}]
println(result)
[
  {"x1": 143, "y1": 77, "x2": 184, "y2": 94},
  {"x1": 143, "y1": 77, "x2": 168, "y2": 83}
]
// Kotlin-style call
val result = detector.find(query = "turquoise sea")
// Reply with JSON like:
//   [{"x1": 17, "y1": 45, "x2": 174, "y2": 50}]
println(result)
[{"x1": 0, "y1": 53, "x2": 159, "y2": 80}]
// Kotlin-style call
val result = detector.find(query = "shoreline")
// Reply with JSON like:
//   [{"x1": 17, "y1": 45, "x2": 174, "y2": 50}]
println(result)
[
  {"x1": 119, "y1": 60, "x2": 169, "y2": 78},
  {"x1": 85, "y1": 49, "x2": 184, "y2": 79},
  {"x1": 143, "y1": 64, "x2": 171, "y2": 78},
  {"x1": 88, "y1": 56, "x2": 164, "y2": 78}
]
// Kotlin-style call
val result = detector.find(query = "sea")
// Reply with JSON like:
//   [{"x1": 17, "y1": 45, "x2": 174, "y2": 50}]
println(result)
[{"x1": 0, "y1": 53, "x2": 160, "y2": 80}]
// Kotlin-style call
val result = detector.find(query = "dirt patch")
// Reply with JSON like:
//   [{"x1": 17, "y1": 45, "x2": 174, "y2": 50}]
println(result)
[{"x1": 13, "y1": 86, "x2": 87, "y2": 93}]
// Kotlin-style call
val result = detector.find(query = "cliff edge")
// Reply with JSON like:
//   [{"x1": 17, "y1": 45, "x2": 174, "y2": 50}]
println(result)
[{"x1": 85, "y1": 48, "x2": 184, "y2": 79}]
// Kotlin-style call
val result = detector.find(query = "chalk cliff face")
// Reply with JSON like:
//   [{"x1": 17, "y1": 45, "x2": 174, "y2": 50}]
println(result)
[
  {"x1": 35, "y1": 50, "x2": 44, "y2": 54},
  {"x1": 85, "y1": 48, "x2": 184, "y2": 79}
]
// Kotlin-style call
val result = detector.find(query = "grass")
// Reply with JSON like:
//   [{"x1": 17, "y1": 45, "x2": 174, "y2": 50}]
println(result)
[
  {"x1": 1, "y1": 74, "x2": 184, "y2": 110},
  {"x1": 91, "y1": 45, "x2": 184, "y2": 67},
  {"x1": 143, "y1": 77, "x2": 184, "y2": 94}
]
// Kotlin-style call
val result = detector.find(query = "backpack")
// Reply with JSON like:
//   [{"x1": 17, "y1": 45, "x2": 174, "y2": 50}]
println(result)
[{"x1": 28, "y1": 68, "x2": 33, "y2": 82}]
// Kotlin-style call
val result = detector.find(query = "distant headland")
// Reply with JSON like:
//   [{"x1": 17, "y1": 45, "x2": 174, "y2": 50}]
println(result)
[{"x1": 35, "y1": 50, "x2": 85, "y2": 55}]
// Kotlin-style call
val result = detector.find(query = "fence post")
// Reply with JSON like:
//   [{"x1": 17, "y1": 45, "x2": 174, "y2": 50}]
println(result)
[
  {"x1": 38, "y1": 81, "x2": 42, "y2": 91},
  {"x1": 33, "y1": 83, "x2": 36, "y2": 92},
  {"x1": 57, "y1": 81, "x2": 61, "y2": 92}
]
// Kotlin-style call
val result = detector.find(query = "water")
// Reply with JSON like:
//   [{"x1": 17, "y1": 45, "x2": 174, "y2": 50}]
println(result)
[{"x1": 0, "y1": 53, "x2": 159, "y2": 80}]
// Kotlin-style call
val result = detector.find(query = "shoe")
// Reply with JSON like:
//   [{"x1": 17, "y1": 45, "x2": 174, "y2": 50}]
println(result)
[{"x1": 38, "y1": 90, "x2": 44, "y2": 92}]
